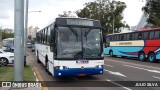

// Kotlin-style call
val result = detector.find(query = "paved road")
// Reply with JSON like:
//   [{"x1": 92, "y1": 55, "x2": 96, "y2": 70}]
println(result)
[{"x1": 27, "y1": 49, "x2": 160, "y2": 90}]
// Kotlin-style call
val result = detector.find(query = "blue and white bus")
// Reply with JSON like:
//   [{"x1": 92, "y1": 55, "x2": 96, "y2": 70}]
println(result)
[{"x1": 35, "y1": 17, "x2": 104, "y2": 77}]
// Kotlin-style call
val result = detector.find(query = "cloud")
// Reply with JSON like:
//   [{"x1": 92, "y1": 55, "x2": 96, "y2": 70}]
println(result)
[{"x1": 0, "y1": 0, "x2": 146, "y2": 29}]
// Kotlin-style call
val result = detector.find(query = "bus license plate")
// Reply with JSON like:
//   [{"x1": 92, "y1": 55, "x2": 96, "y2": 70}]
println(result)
[{"x1": 76, "y1": 60, "x2": 89, "y2": 64}]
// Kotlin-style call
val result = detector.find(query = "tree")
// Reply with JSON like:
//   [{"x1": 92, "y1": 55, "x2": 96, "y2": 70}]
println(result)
[
  {"x1": 2, "y1": 31, "x2": 14, "y2": 39},
  {"x1": 142, "y1": 0, "x2": 160, "y2": 27},
  {"x1": 76, "y1": 0, "x2": 129, "y2": 34}
]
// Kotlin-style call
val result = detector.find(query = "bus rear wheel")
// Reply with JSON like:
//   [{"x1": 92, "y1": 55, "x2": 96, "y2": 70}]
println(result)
[
  {"x1": 148, "y1": 53, "x2": 157, "y2": 63},
  {"x1": 109, "y1": 51, "x2": 113, "y2": 57},
  {"x1": 138, "y1": 52, "x2": 145, "y2": 61}
]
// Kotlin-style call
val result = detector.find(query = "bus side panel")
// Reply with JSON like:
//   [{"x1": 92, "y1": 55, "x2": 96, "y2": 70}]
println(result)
[
  {"x1": 48, "y1": 50, "x2": 54, "y2": 75},
  {"x1": 112, "y1": 46, "x2": 143, "y2": 57},
  {"x1": 104, "y1": 47, "x2": 111, "y2": 54}
]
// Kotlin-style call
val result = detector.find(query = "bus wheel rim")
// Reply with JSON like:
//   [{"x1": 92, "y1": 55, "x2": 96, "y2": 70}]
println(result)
[
  {"x1": 149, "y1": 54, "x2": 154, "y2": 61},
  {"x1": 140, "y1": 54, "x2": 144, "y2": 60}
]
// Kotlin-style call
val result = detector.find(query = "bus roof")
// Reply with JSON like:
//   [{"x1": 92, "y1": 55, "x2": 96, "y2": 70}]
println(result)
[
  {"x1": 107, "y1": 27, "x2": 160, "y2": 36},
  {"x1": 139, "y1": 28, "x2": 160, "y2": 31}
]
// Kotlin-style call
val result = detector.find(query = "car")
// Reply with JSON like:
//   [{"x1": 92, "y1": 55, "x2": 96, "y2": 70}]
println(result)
[
  {"x1": 0, "y1": 49, "x2": 14, "y2": 66},
  {"x1": 31, "y1": 44, "x2": 35, "y2": 52},
  {"x1": 27, "y1": 43, "x2": 32, "y2": 48}
]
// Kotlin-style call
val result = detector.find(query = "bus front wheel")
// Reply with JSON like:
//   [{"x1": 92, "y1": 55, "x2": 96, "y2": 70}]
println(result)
[
  {"x1": 138, "y1": 52, "x2": 145, "y2": 61},
  {"x1": 45, "y1": 58, "x2": 51, "y2": 75},
  {"x1": 37, "y1": 52, "x2": 41, "y2": 63},
  {"x1": 148, "y1": 53, "x2": 157, "y2": 63}
]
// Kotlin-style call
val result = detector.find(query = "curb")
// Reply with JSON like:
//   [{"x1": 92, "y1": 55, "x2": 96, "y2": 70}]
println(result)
[{"x1": 31, "y1": 66, "x2": 41, "y2": 90}]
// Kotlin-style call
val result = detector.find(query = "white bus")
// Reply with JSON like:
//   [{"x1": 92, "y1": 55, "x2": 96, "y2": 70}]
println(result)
[{"x1": 36, "y1": 17, "x2": 104, "y2": 77}]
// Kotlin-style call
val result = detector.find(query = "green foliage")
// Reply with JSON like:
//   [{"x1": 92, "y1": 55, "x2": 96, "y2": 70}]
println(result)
[
  {"x1": 142, "y1": 0, "x2": 160, "y2": 27},
  {"x1": 2, "y1": 31, "x2": 14, "y2": 39},
  {"x1": 76, "y1": 0, "x2": 129, "y2": 34}
]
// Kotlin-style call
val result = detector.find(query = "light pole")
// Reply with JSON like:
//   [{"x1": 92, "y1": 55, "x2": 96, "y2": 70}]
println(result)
[
  {"x1": 24, "y1": 0, "x2": 28, "y2": 65},
  {"x1": 14, "y1": 0, "x2": 24, "y2": 81},
  {"x1": 24, "y1": 0, "x2": 41, "y2": 62}
]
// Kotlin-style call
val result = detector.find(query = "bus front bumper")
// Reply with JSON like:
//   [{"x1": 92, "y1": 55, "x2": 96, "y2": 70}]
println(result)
[{"x1": 54, "y1": 67, "x2": 103, "y2": 77}]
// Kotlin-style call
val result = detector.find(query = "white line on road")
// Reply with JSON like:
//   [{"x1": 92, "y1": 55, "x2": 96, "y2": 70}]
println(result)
[
  {"x1": 106, "y1": 79, "x2": 132, "y2": 90},
  {"x1": 104, "y1": 69, "x2": 127, "y2": 77},
  {"x1": 104, "y1": 64, "x2": 114, "y2": 67},
  {"x1": 152, "y1": 76, "x2": 160, "y2": 80},
  {"x1": 123, "y1": 64, "x2": 160, "y2": 74},
  {"x1": 105, "y1": 58, "x2": 160, "y2": 70}
]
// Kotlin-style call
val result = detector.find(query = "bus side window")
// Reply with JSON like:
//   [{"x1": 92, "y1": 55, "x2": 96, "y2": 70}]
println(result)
[
  {"x1": 132, "y1": 33, "x2": 135, "y2": 40},
  {"x1": 119, "y1": 35, "x2": 121, "y2": 41},
  {"x1": 129, "y1": 34, "x2": 132, "y2": 40},
  {"x1": 143, "y1": 31, "x2": 149, "y2": 40},
  {"x1": 138, "y1": 32, "x2": 142, "y2": 39},
  {"x1": 154, "y1": 31, "x2": 160, "y2": 39},
  {"x1": 123, "y1": 34, "x2": 127, "y2": 41},
  {"x1": 134, "y1": 33, "x2": 138, "y2": 40},
  {"x1": 126, "y1": 34, "x2": 130, "y2": 40},
  {"x1": 149, "y1": 31, "x2": 154, "y2": 39},
  {"x1": 121, "y1": 34, "x2": 124, "y2": 41}
]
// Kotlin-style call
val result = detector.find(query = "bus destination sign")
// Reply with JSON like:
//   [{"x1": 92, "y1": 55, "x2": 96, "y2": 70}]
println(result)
[{"x1": 67, "y1": 19, "x2": 94, "y2": 26}]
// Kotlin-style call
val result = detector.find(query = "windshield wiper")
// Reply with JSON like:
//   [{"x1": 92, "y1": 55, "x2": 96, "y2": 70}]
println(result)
[
  {"x1": 68, "y1": 26, "x2": 78, "y2": 37},
  {"x1": 84, "y1": 28, "x2": 92, "y2": 37}
]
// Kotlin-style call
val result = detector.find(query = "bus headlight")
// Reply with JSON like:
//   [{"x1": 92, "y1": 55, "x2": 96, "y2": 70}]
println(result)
[
  {"x1": 59, "y1": 66, "x2": 63, "y2": 70},
  {"x1": 96, "y1": 65, "x2": 102, "y2": 68}
]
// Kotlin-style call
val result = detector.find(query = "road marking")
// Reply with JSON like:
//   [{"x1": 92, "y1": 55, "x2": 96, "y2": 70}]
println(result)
[
  {"x1": 104, "y1": 64, "x2": 114, "y2": 67},
  {"x1": 123, "y1": 64, "x2": 160, "y2": 74},
  {"x1": 106, "y1": 79, "x2": 132, "y2": 90},
  {"x1": 105, "y1": 58, "x2": 160, "y2": 70},
  {"x1": 33, "y1": 67, "x2": 48, "y2": 90},
  {"x1": 104, "y1": 69, "x2": 126, "y2": 77},
  {"x1": 152, "y1": 76, "x2": 160, "y2": 80}
]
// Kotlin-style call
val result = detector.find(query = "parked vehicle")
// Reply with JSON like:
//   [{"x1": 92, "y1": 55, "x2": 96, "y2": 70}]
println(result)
[
  {"x1": 31, "y1": 44, "x2": 35, "y2": 52},
  {"x1": 2, "y1": 38, "x2": 14, "y2": 52},
  {"x1": 0, "y1": 49, "x2": 14, "y2": 66},
  {"x1": 27, "y1": 43, "x2": 32, "y2": 48}
]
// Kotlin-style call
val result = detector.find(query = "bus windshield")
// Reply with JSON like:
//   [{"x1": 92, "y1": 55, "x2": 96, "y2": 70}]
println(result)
[{"x1": 56, "y1": 27, "x2": 102, "y2": 59}]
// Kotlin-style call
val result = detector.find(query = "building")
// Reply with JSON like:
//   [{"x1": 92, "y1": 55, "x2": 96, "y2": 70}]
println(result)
[
  {"x1": 28, "y1": 26, "x2": 39, "y2": 40},
  {"x1": 133, "y1": 13, "x2": 148, "y2": 31}
]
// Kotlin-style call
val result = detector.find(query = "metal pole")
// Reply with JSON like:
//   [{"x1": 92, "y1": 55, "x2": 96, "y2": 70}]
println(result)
[
  {"x1": 14, "y1": 0, "x2": 24, "y2": 81},
  {"x1": 24, "y1": 0, "x2": 28, "y2": 58}
]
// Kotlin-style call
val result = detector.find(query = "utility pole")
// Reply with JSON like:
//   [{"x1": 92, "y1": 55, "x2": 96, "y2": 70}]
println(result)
[
  {"x1": 24, "y1": 0, "x2": 29, "y2": 61},
  {"x1": 14, "y1": 0, "x2": 24, "y2": 81}
]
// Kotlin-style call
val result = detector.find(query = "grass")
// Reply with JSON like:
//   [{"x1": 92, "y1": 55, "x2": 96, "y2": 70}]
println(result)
[{"x1": 0, "y1": 65, "x2": 36, "y2": 81}]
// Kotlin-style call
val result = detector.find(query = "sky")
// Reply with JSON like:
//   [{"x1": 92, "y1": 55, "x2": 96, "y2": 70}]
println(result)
[{"x1": 0, "y1": 0, "x2": 146, "y2": 31}]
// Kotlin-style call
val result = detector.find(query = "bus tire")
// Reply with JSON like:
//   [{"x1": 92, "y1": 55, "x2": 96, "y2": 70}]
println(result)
[
  {"x1": 138, "y1": 52, "x2": 145, "y2": 61},
  {"x1": 109, "y1": 50, "x2": 113, "y2": 57},
  {"x1": 37, "y1": 51, "x2": 41, "y2": 63},
  {"x1": 45, "y1": 57, "x2": 51, "y2": 75},
  {"x1": 148, "y1": 53, "x2": 157, "y2": 63}
]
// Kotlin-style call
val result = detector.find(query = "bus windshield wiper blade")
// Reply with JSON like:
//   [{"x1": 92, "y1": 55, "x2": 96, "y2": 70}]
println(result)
[
  {"x1": 68, "y1": 26, "x2": 78, "y2": 37},
  {"x1": 85, "y1": 28, "x2": 92, "y2": 37}
]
